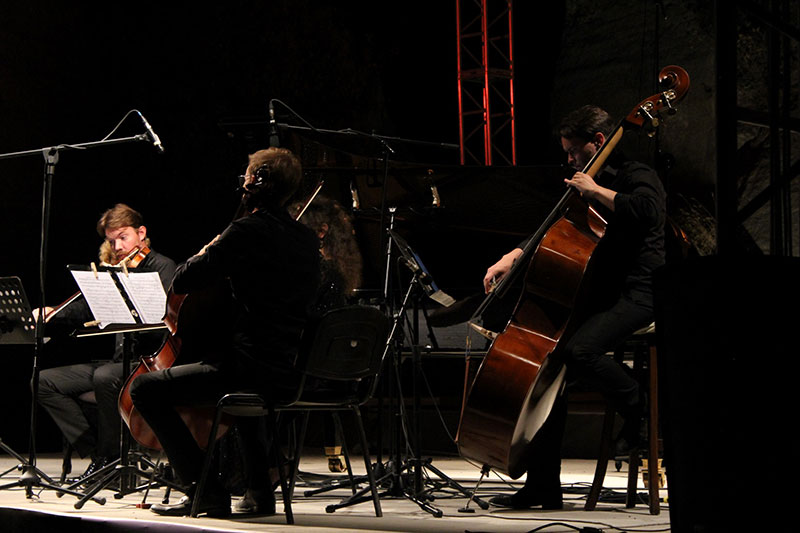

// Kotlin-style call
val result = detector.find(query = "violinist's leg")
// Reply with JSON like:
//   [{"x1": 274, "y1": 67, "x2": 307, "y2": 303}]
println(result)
[
  {"x1": 92, "y1": 362, "x2": 124, "y2": 460},
  {"x1": 39, "y1": 363, "x2": 102, "y2": 459}
]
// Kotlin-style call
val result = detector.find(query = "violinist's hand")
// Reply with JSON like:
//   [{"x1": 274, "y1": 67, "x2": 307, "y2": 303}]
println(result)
[
  {"x1": 483, "y1": 248, "x2": 523, "y2": 294},
  {"x1": 32, "y1": 306, "x2": 54, "y2": 322},
  {"x1": 196, "y1": 234, "x2": 221, "y2": 257},
  {"x1": 564, "y1": 172, "x2": 617, "y2": 210}
]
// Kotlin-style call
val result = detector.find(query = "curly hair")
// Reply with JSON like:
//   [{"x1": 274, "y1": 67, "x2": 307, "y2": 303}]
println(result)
[{"x1": 293, "y1": 195, "x2": 363, "y2": 295}]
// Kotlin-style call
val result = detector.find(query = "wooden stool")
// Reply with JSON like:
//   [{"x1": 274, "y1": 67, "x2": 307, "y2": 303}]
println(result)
[{"x1": 584, "y1": 324, "x2": 661, "y2": 514}]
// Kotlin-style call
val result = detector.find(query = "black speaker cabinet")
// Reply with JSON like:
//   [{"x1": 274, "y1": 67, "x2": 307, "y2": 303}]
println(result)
[{"x1": 655, "y1": 256, "x2": 798, "y2": 532}]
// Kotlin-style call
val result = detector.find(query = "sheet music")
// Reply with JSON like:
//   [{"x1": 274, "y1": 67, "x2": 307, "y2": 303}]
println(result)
[
  {"x1": 70, "y1": 270, "x2": 135, "y2": 328},
  {"x1": 116, "y1": 271, "x2": 167, "y2": 324}
]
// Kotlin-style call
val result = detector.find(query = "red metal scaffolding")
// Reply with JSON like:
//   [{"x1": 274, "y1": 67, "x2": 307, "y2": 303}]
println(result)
[{"x1": 456, "y1": 0, "x2": 516, "y2": 165}]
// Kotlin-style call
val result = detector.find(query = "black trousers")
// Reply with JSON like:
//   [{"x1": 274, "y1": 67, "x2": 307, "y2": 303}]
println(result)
[
  {"x1": 38, "y1": 361, "x2": 124, "y2": 459},
  {"x1": 129, "y1": 358, "x2": 298, "y2": 491},
  {"x1": 523, "y1": 291, "x2": 653, "y2": 489}
]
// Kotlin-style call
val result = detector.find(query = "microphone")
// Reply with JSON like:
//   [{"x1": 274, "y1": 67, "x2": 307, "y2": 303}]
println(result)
[
  {"x1": 268, "y1": 101, "x2": 280, "y2": 148},
  {"x1": 137, "y1": 111, "x2": 165, "y2": 154}
]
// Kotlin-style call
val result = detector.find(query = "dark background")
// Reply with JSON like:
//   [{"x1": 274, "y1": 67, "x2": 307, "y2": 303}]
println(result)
[
  {"x1": 0, "y1": 0, "x2": 705, "y2": 458},
  {"x1": 0, "y1": 1, "x2": 568, "y2": 454}
]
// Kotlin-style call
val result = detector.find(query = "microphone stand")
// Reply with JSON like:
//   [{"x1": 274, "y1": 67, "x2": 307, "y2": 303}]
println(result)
[{"x1": 0, "y1": 132, "x2": 154, "y2": 503}]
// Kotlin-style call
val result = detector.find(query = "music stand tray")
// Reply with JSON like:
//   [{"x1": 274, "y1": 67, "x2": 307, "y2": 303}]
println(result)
[
  {"x1": 388, "y1": 230, "x2": 455, "y2": 307},
  {"x1": 0, "y1": 276, "x2": 36, "y2": 345}
]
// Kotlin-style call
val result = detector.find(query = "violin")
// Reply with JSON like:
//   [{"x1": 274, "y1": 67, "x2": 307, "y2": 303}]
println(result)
[{"x1": 100, "y1": 245, "x2": 151, "y2": 269}]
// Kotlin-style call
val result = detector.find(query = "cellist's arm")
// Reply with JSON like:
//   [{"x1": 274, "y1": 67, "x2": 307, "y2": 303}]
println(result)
[
  {"x1": 172, "y1": 227, "x2": 237, "y2": 294},
  {"x1": 483, "y1": 247, "x2": 524, "y2": 294}
]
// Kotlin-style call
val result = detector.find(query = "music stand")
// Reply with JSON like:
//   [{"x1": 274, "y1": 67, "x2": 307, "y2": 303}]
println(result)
[
  {"x1": 64, "y1": 322, "x2": 182, "y2": 509},
  {"x1": 391, "y1": 231, "x2": 488, "y2": 512},
  {"x1": 51, "y1": 265, "x2": 183, "y2": 508},
  {"x1": 0, "y1": 277, "x2": 106, "y2": 504},
  {"x1": 328, "y1": 231, "x2": 487, "y2": 516}
]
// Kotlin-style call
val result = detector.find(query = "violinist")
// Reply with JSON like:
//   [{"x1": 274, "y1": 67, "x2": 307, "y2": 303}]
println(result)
[
  {"x1": 485, "y1": 105, "x2": 666, "y2": 509},
  {"x1": 129, "y1": 147, "x2": 320, "y2": 517},
  {"x1": 37, "y1": 203, "x2": 176, "y2": 481}
]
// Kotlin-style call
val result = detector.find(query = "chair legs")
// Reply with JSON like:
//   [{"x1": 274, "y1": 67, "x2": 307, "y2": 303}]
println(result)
[
  {"x1": 585, "y1": 403, "x2": 615, "y2": 511},
  {"x1": 267, "y1": 407, "x2": 294, "y2": 524},
  {"x1": 289, "y1": 408, "x2": 382, "y2": 517},
  {"x1": 352, "y1": 406, "x2": 382, "y2": 517},
  {"x1": 585, "y1": 338, "x2": 661, "y2": 515},
  {"x1": 331, "y1": 413, "x2": 357, "y2": 495},
  {"x1": 191, "y1": 395, "x2": 294, "y2": 524},
  {"x1": 646, "y1": 341, "x2": 661, "y2": 515},
  {"x1": 191, "y1": 405, "x2": 226, "y2": 518}
]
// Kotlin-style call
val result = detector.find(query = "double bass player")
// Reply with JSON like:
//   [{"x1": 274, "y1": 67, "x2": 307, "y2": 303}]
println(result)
[{"x1": 483, "y1": 105, "x2": 667, "y2": 509}]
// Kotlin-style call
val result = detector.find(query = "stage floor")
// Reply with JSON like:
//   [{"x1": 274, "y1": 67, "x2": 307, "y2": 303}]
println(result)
[{"x1": 0, "y1": 453, "x2": 670, "y2": 532}]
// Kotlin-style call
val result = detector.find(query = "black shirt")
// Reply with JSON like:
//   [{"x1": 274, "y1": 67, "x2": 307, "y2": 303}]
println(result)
[
  {"x1": 172, "y1": 206, "x2": 320, "y2": 371},
  {"x1": 517, "y1": 160, "x2": 666, "y2": 306},
  {"x1": 591, "y1": 161, "x2": 666, "y2": 302}
]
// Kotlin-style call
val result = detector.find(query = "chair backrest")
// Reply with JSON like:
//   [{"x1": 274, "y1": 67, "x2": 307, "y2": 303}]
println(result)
[{"x1": 297, "y1": 305, "x2": 390, "y2": 386}]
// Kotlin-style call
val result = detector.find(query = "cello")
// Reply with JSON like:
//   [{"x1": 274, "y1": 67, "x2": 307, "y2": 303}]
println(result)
[
  {"x1": 456, "y1": 66, "x2": 690, "y2": 478},
  {"x1": 118, "y1": 181, "x2": 325, "y2": 450}
]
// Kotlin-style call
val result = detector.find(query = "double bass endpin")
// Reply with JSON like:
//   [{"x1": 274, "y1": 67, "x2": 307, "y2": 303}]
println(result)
[{"x1": 469, "y1": 322, "x2": 498, "y2": 341}]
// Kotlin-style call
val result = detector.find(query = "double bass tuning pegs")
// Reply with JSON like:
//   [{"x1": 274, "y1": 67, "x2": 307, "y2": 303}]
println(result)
[
  {"x1": 637, "y1": 102, "x2": 660, "y2": 137},
  {"x1": 661, "y1": 89, "x2": 678, "y2": 115}
]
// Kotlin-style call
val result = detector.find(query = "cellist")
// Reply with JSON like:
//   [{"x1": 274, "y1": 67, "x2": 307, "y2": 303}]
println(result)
[
  {"x1": 129, "y1": 147, "x2": 320, "y2": 518},
  {"x1": 484, "y1": 105, "x2": 667, "y2": 509},
  {"x1": 37, "y1": 204, "x2": 176, "y2": 481}
]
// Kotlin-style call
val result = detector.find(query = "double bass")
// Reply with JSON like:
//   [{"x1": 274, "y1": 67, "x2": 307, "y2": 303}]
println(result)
[{"x1": 456, "y1": 66, "x2": 690, "y2": 478}]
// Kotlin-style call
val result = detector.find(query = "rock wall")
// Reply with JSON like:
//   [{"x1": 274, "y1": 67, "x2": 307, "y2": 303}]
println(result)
[{"x1": 553, "y1": 0, "x2": 799, "y2": 255}]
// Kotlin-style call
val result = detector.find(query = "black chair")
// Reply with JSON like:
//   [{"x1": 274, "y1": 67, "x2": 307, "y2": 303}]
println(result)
[{"x1": 192, "y1": 305, "x2": 390, "y2": 522}]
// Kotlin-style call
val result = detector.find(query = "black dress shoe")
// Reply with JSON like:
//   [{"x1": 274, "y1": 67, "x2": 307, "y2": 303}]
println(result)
[
  {"x1": 488, "y1": 486, "x2": 563, "y2": 510},
  {"x1": 234, "y1": 488, "x2": 276, "y2": 515},
  {"x1": 72, "y1": 456, "x2": 110, "y2": 482},
  {"x1": 151, "y1": 494, "x2": 231, "y2": 518}
]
